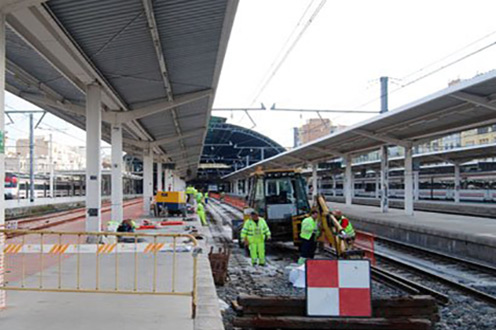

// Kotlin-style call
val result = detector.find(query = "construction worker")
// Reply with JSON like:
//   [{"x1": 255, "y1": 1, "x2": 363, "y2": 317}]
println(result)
[
  {"x1": 204, "y1": 191, "x2": 209, "y2": 204},
  {"x1": 107, "y1": 219, "x2": 120, "y2": 232},
  {"x1": 298, "y1": 210, "x2": 320, "y2": 265},
  {"x1": 333, "y1": 210, "x2": 355, "y2": 245},
  {"x1": 186, "y1": 185, "x2": 195, "y2": 204},
  {"x1": 117, "y1": 219, "x2": 136, "y2": 233},
  {"x1": 197, "y1": 201, "x2": 207, "y2": 226},
  {"x1": 196, "y1": 190, "x2": 203, "y2": 204},
  {"x1": 240, "y1": 211, "x2": 271, "y2": 266},
  {"x1": 220, "y1": 191, "x2": 226, "y2": 202}
]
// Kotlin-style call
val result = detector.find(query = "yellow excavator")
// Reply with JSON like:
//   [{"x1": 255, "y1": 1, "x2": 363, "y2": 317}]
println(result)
[{"x1": 237, "y1": 168, "x2": 361, "y2": 258}]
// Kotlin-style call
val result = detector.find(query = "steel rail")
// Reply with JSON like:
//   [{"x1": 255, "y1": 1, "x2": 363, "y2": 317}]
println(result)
[
  {"x1": 373, "y1": 249, "x2": 496, "y2": 306},
  {"x1": 373, "y1": 234, "x2": 496, "y2": 276}
]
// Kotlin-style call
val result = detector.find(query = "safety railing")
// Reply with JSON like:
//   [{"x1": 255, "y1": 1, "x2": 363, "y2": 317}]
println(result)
[{"x1": 0, "y1": 229, "x2": 200, "y2": 318}]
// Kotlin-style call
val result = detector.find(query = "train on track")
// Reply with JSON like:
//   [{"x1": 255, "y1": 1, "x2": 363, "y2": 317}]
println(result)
[
  {"x1": 316, "y1": 170, "x2": 496, "y2": 203},
  {"x1": 4, "y1": 172, "x2": 85, "y2": 199}
]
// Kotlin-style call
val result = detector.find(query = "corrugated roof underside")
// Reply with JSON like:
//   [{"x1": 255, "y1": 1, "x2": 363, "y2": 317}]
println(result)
[
  {"x1": 48, "y1": 0, "x2": 166, "y2": 106},
  {"x1": 138, "y1": 97, "x2": 208, "y2": 139},
  {"x1": 6, "y1": 27, "x2": 84, "y2": 102},
  {"x1": 48, "y1": 0, "x2": 228, "y2": 105},
  {"x1": 154, "y1": 0, "x2": 227, "y2": 95}
]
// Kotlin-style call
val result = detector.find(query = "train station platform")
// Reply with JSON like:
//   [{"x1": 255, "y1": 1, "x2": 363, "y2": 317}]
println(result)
[
  {"x1": 329, "y1": 202, "x2": 496, "y2": 266},
  {"x1": 326, "y1": 196, "x2": 496, "y2": 218},
  {"x1": 0, "y1": 214, "x2": 223, "y2": 330}
]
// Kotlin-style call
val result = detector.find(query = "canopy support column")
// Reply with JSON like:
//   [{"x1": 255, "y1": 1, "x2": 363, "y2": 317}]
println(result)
[
  {"x1": 375, "y1": 171, "x2": 380, "y2": 199},
  {"x1": 454, "y1": 162, "x2": 461, "y2": 204},
  {"x1": 311, "y1": 163, "x2": 318, "y2": 201},
  {"x1": 414, "y1": 170, "x2": 420, "y2": 201},
  {"x1": 0, "y1": 11, "x2": 6, "y2": 309},
  {"x1": 380, "y1": 145, "x2": 389, "y2": 213},
  {"x1": 332, "y1": 174, "x2": 337, "y2": 197},
  {"x1": 156, "y1": 162, "x2": 162, "y2": 192},
  {"x1": 344, "y1": 155, "x2": 352, "y2": 206},
  {"x1": 404, "y1": 146, "x2": 414, "y2": 216},
  {"x1": 111, "y1": 120, "x2": 123, "y2": 224},
  {"x1": 143, "y1": 148, "x2": 153, "y2": 215},
  {"x1": 85, "y1": 83, "x2": 102, "y2": 234}
]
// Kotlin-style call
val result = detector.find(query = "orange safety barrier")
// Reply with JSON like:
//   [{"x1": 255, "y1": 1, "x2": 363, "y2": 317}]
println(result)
[
  {"x1": 209, "y1": 192, "x2": 220, "y2": 200},
  {"x1": 209, "y1": 193, "x2": 246, "y2": 210},
  {"x1": 354, "y1": 231, "x2": 376, "y2": 265},
  {"x1": 223, "y1": 195, "x2": 247, "y2": 210}
]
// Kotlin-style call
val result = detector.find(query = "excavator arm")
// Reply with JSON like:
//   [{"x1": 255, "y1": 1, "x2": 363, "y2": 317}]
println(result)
[{"x1": 314, "y1": 195, "x2": 352, "y2": 257}]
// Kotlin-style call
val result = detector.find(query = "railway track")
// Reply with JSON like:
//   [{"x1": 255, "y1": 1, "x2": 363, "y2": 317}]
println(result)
[
  {"x1": 207, "y1": 198, "x2": 450, "y2": 302},
  {"x1": 7, "y1": 198, "x2": 142, "y2": 231},
  {"x1": 370, "y1": 234, "x2": 496, "y2": 306},
  {"x1": 206, "y1": 200, "x2": 258, "y2": 290},
  {"x1": 209, "y1": 197, "x2": 488, "y2": 304}
]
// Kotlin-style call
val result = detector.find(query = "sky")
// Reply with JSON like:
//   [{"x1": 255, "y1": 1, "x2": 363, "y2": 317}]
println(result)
[
  {"x1": 213, "y1": 0, "x2": 496, "y2": 148},
  {"x1": 6, "y1": 0, "x2": 496, "y2": 151}
]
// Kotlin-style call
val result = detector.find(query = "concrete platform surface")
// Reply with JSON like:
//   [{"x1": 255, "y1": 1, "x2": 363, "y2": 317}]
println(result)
[
  {"x1": 327, "y1": 195, "x2": 496, "y2": 218},
  {"x1": 1, "y1": 215, "x2": 223, "y2": 330},
  {"x1": 331, "y1": 202, "x2": 496, "y2": 265}
]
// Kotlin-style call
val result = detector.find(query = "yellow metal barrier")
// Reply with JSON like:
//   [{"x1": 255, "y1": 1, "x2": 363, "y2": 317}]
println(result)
[{"x1": 0, "y1": 229, "x2": 200, "y2": 318}]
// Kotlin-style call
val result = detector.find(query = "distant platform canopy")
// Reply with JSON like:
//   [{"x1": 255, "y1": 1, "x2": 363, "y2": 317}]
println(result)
[{"x1": 197, "y1": 117, "x2": 285, "y2": 179}]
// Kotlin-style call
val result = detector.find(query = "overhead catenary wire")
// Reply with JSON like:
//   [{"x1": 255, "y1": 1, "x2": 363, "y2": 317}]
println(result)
[
  {"x1": 249, "y1": 0, "x2": 316, "y2": 105},
  {"x1": 352, "y1": 37, "x2": 496, "y2": 110},
  {"x1": 401, "y1": 28, "x2": 496, "y2": 82},
  {"x1": 248, "y1": 0, "x2": 328, "y2": 107}
]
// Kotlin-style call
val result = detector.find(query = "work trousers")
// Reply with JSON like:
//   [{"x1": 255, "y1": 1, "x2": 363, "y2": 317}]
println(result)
[
  {"x1": 198, "y1": 211, "x2": 207, "y2": 226},
  {"x1": 300, "y1": 237, "x2": 317, "y2": 259},
  {"x1": 248, "y1": 241, "x2": 266, "y2": 265}
]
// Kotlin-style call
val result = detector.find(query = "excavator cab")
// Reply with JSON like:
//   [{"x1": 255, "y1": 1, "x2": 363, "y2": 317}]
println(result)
[
  {"x1": 244, "y1": 169, "x2": 311, "y2": 241},
  {"x1": 239, "y1": 168, "x2": 362, "y2": 259}
]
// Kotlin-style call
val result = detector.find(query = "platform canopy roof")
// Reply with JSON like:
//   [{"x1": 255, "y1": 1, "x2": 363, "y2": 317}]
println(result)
[
  {"x1": 308, "y1": 143, "x2": 496, "y2": 174},
  {"x1": 224, "y1": 70, "x2": 496, "y2": 181},
  {"x1": 4, "y1": 0, "x2": 238, "y2": 178}
]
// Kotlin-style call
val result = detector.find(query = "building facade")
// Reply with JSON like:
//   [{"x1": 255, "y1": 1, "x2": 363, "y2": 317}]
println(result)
[
  {"x1": 11, "y1": 136, "x2": 85, "y2": 173},
  {"x1": 294, "y1": 118, "x2": 346, "y2": 147}
]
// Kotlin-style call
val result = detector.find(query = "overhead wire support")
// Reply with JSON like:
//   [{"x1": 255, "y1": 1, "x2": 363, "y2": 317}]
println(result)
[{"x1": 269, "y1": 105, "x2": 379, "y2": 114}]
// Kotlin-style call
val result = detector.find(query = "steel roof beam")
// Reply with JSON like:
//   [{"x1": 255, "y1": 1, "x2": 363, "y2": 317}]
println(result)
[
  {"x1": 141, "y1": 0, "x2": 186, "y2": 156},
  {"x1": 116, "y1": 89, "x2": 211, "y2": 124},
  {"x1": 0, "y1": 0, "x2": 47, "y2": 13},
  {"x1": 142, "y1": 0, "x2": 173, "y2": 101},
  {"x1": 450, "y1": 91, "x2": 496, "y2": 112},
  {"x1": 354, "y1": 129, "x2": 411, "y2": 148},
  {"x1": 150, "y1": 130, "x2": 204, "y2": 148},
  {"x1": 8, "y1": 8, "x2": 157, "y2": 146},
  {"x1": 307, "y1": 145, "x2": 344, "y2": 158}
]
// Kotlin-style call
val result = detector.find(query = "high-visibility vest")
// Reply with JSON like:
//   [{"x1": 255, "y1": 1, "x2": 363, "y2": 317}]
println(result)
[
  {"x1": 338, "y1": 216, "x2": 355, "y2": 237},
  {"x1": 240, "y1": 218, "x2": 271, "y2": 243},
  {"x1": 300, "y1": 217, "x2": 319, "y2": 240},
  {"x1": 197, "y1": 203, "x2": 205, "y2": 214},
  {"x1": 204, "y1": 192, "x2": 209, "y2": 198},
  {"x1": 107, "y1": 220, "x2": 120, "y2": 232}
]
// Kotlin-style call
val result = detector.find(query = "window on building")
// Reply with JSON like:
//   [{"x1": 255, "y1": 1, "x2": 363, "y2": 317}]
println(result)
[{"x1": 477, "y1": 127, "x2": 489, "y2": 134}]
